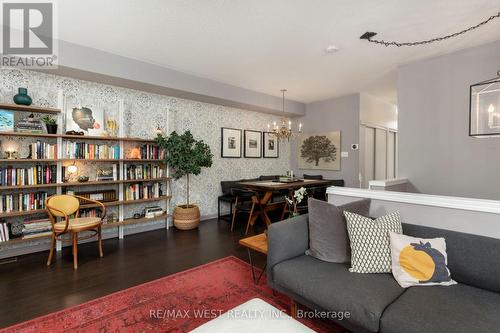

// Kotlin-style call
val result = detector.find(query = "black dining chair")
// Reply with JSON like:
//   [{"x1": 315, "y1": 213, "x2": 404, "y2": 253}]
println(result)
[
  {"x1": 230, "y1": 188, "x2": 258, "y2": 234},
  {"x1": 303, "y1": 174, "x2": 327, "y2": 201}
]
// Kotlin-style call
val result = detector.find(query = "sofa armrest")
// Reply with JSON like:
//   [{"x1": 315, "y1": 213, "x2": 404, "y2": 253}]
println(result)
[{"x1": 267, "y1": 214, "x2": 309, "y2": 287}]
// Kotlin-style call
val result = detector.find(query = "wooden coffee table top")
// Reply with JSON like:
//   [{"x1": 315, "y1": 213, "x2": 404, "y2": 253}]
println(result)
[{"x1": 239, "y1": 233, "x2": 268, "y2": 255}]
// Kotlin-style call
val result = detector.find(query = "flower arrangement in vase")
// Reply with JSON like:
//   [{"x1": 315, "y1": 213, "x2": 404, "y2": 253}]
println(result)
[{"x1": 285, "y1": 187, "x2": 308, "y2": 218}]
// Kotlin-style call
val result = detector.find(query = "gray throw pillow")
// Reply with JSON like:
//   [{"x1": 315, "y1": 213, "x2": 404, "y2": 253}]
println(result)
[{"x1": 306, "y1": 198, "x2": 371, "y2": 263}]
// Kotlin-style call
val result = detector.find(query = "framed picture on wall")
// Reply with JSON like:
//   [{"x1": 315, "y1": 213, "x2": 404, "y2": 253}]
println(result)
[
  {"x1": 221, "y1": 127, "x2": 242, "y2": 158},
  {"x1": 244, "y1": 130, "x2": 262, "y2": 158},
  {"x1": 263, "y1": 132, "x2": 279, "y2": 158},
  {"x1": 298, "y1": 131, "x2": 341, "y2": 170}
]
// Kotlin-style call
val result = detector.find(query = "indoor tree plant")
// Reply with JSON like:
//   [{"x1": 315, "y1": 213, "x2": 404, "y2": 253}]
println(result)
[{"x1": 156, "y1": 130, "x2": 213, "y2": 230}]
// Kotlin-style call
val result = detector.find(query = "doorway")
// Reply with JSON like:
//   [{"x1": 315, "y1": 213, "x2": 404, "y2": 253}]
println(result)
[{"x1": 360, "y1": 124, "x2": 397, "y2": 188}]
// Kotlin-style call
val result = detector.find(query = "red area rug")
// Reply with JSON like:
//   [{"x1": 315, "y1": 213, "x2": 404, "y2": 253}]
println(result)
[{"x1": 1, "y1": 256, "x2": 340, "y2": 333}]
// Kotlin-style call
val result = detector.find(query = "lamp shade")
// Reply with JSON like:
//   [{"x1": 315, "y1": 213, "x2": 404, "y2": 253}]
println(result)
[{"x1": 67, "y1": 164, "x2": 78, "y2": 174}]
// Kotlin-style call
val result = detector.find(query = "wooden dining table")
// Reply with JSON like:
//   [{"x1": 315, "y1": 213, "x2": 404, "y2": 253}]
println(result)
[{"x1": 237, "y1": 179, "x2": 337, "y2": 227}]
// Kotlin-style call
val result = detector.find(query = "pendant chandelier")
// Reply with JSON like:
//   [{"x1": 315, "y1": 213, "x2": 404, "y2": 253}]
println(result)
[{"x1": 267, "y1": 89, "x2": 302, "y2": 142}]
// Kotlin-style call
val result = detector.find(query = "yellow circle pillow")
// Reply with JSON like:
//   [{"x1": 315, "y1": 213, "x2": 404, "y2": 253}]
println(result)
[{"x1": 389, "y1": 232, "x2": 457, "y2": 288}]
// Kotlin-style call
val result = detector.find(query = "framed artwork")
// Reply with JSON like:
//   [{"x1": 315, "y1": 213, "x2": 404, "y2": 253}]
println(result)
[
  {"x1": 0, "y1": 109, "x2": 14, "y2": 132},
  {"x1": 244, "y1": 130, "x2": 262, "y2": 158},
  {"x1": 66, "y1": 105, "x2": 104, "y2": 136},
  {"x1": 221, "y1": 127, "x2": 242, "y2": 158},
  {"x1": 298, "y1": 131, "x2": 341, "y2": 170},
  {"x1": 263, "y1": 132, "x2": 279, "y2": 158}
]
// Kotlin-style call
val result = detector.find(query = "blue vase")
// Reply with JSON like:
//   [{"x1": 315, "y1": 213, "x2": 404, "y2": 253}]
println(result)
[{"x1": 13, "y1": 87, "x2": 32, "y2": 106}]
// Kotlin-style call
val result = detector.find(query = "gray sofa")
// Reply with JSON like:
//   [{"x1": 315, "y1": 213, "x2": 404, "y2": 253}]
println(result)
[{"x1": 267, "y1": 214, "x2": 500, "y2": 333}]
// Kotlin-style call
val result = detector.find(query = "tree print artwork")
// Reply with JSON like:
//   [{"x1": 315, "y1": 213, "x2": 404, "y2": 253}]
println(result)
[
  {"x1": 298, "y1": 131, "x2": 341, "y2": 170},
  {"x1": 300, "y1": 135, "x2": 337, "y2": 166}
]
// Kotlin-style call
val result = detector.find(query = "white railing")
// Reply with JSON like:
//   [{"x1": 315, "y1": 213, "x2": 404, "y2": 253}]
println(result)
[{"x1": 327, "y1": 187, "x2": 500, "y2": 215}]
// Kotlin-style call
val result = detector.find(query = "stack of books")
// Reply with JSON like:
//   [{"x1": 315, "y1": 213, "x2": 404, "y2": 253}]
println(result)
[
  {"x1": 65, "y1": 142, "x2": 120, "y2": 159},
  {"x1": 22, "y1": 218, "x2": 52, "y2": 239},
  {"x1": 140, "y1": 144, "x2": 164, "y2": 160},
  {"x1": 123, "y1": 164, "x2": 163, "y2": 180},
  {"x1": 30, "y1": 141, "x2": 57, "y2": 159},
  {"x1": 0, "y1": 222, "x2": 9, "y2": 242},
  {"x1": 125, "y1": 183, "x2": 163, "y2": 201},
  {"x1": 0, "y1": 165, "x2": 57, "y2": 186}
]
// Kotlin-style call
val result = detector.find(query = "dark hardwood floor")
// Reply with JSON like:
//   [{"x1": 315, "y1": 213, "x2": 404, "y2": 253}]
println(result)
[{"x1": 0, "y1": 216, "x2": 267, "y2": 328}]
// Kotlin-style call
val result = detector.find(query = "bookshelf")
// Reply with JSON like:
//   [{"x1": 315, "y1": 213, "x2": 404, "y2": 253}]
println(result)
[{"x1": 0, "y1": 99, "x2": 172, "y2": 254}]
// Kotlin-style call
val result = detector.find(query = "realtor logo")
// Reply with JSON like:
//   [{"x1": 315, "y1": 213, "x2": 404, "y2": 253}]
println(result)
[{"x1": 1, "y1": 0, "x2": 58, "y2": 68}]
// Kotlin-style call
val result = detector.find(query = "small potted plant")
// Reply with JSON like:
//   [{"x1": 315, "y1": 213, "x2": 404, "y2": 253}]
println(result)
[
  {"x1": 156, "y1": 130, "x2": 213, "y2": 230},
  {"x1": 285, "y1": 187, "x2": 308, "y2": 218},
  {"x1": 41, "y1": 115, "x2": 58, "y2": 134}
]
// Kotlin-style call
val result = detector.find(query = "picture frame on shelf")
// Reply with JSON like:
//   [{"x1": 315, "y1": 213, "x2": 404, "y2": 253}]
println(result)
[
  {"x1": 221, "y1": 127, "x2": 242, "y2": 158},
  {"x1": 244, "y1": 130, "x2": 262, "y2": 158},
  {"x1": 263, "y1": 132, "x2": 279, "y2": 158},
  {"x1": 0, "y1": 109, "x2": 14, "y2": 132},
  {"x1": 65, "y1": 105, "x2": 104, "y2": 136}
]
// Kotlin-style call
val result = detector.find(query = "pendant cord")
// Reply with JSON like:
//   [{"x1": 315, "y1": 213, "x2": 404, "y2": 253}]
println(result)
[{"x1": 361, "y1": 10, "x2": 500, "y2": 47}]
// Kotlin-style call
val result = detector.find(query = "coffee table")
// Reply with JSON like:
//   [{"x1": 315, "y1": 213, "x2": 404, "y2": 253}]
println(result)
[
  {"x1": 191, "y1": 298, "x2": 315, "y2": 332},
  {"x1": 239, "y1": 233, "x2": 267, "y2": 284}
]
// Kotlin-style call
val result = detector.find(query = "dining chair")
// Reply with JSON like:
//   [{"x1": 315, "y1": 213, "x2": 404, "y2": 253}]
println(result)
[
  {"x1": 230, "y1": 188, "x2": 258, "y2": 234},
  {"x1": 45, "y1": 194, "x2": 106, "y2": 270},
  {"x1": 303, "y1": 174, "x2": 327, "y2": 201}
]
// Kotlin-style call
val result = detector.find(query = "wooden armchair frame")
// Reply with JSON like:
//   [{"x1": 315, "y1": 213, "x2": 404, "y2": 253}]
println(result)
[{"x1": 45, "y1": 195, "x2": 107, "y2": 269}]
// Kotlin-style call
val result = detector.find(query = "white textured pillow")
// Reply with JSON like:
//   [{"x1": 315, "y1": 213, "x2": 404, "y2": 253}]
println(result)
[
  {"x1": 344, "y1": 211, "x2": 402, "y2": 273},
  {"x1": 389, "y1": 232, "x2": 457, "y2": 288}
]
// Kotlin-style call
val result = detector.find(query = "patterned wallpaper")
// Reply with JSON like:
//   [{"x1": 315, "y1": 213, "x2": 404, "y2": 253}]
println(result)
[{"x1": 0, "y1": 69, "x2": 290, "y2": 219}]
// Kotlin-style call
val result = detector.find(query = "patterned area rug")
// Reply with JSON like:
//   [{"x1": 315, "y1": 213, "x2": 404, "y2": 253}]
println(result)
[{"x1": 1, "y1": 256, "x2": 341, "y2": 333}]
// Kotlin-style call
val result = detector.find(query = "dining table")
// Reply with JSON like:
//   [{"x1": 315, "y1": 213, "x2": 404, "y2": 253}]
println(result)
[{"x1": 237, "y1": 179, "x2": 337, "y2": 227}]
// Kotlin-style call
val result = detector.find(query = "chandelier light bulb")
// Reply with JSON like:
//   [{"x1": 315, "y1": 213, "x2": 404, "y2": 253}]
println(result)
[{"x1": 488, "y1": 104, "x2": 495, "y2": 113}]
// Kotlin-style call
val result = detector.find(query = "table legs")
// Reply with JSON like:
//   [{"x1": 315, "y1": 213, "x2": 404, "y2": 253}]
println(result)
[{"x1": 247, "y1": 248, "x2": 266, "y2": 285}]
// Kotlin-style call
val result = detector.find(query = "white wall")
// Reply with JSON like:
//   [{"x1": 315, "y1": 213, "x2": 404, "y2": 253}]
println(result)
[{"x1": 360, "y1": 93, "x2": 398, "y2": 129}]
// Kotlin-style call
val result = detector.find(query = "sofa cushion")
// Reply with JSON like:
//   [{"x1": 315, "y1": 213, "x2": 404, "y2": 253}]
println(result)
[
  {"x1": 389, "y1": 232, "x2": 456, "y2": 288},
  {"x1": 380, "y1": 284, "x2": 500, "y2": 333},
  {"x1": 345, "y1": 211, "x2": 402, "y2": 273},
  {"x1": 306, "y1": 198, "x2": 371, "y2": 263},
  {"x1": 272, "y1": 255, "x2": 404, "y2": 332},
  {"x1": 403, "y1": 223, "x2": 500, "y2": 293}
]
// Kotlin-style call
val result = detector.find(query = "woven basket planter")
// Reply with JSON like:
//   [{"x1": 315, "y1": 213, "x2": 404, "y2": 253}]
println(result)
[{"x1": 173, "y1": 204, "x2": 200, "y2": 230}]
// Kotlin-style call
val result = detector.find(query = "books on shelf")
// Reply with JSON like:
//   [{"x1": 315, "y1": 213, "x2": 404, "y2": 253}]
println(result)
[
  {"x1": 65, "y1": 141, "x2": 120, "y2": 159},
  {"x1": 73, "y1": 190, "x2": 117, "y2": 203},
  {"x1": 0, "y1": 192, "x2": 48, "y2": 213},
  {"x1": 140, "y1": 144, "x2": 164, "y2": 160},
  {"x1": 124, "y1": 164, "x2": 163, "y2": 180},
  {"x1": 0, "y1": 222, "x2": 9, "y2": 242},
  {"x1": 30, "y1": 140, "x2": 57, "y2": 159},
  {"x1": 125, "y1": 183, "x2": 163, "y2": 201},
  {"x1": 0, "y1": 165, "x2": 57, "y2": 186}
]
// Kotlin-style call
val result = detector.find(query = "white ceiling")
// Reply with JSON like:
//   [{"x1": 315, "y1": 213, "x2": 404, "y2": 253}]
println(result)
[{"x1": 58, "y1": 0, "x2": 500, "y2": 104}]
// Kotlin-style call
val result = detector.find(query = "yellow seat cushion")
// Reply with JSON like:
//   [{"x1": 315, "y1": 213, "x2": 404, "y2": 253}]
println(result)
[{"x1": 53, "y1": 217, "x2": 102, "y2": 232}]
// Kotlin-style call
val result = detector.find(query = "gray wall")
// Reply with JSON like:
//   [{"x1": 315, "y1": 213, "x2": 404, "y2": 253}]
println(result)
[
  {"x1": 291, "y1": 93, "x2": 360, "y2": 187},
  {"x1": 398, "y1": 40, "x2": 500, "y2": 200}
]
